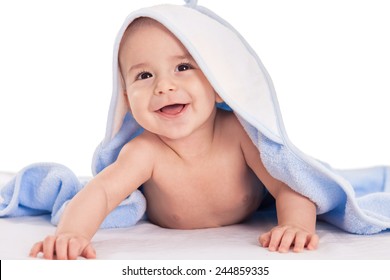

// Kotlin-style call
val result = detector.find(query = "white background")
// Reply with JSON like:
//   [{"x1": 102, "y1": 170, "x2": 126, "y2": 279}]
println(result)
[{"x1": 0, "y1": 0, "x2": 389, "y2": 176}]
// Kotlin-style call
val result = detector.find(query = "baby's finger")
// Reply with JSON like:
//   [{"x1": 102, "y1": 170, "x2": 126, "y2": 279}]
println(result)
[
  {"x1": 268, "y1": 228, "x2": 285, "y2": 251},
  {"x1": 306, "y1": 234, "x2": 319, "y2": 250},
  {"x1": 278, "y1": 229, "x2": 296, "y2": 253},
  {"x1": 68, "y1": 238, "x2": 83, "y2": 260},
  {"x1": 42, "y1": 235, "x2": 57, "y2": 260},
  {"x1": 29, "y1": 241, "x2": 43, "y2": 258},
  {"x1": 258, "y1": 231, "x2": 271, "y2": 247},
  {"x1": 292, "y1": 232, "x2": 307, "y2": 252},
  {"x1": 55, "y1": 236, "x2": 71, "y2": 260},
  {"x1": 81, "y1": 244, "x2": 97, "y2": 259}
]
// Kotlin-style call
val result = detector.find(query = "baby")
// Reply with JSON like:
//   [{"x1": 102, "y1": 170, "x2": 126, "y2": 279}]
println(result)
[{"x1": 30, "y1": 17, "x2": 318, "y2": 259}]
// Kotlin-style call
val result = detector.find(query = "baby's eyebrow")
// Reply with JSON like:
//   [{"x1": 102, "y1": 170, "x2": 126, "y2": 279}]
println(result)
[
  {"x1": 128, "y1": 63, "x2": 148, "y2": 73},
  {"x1": 170, "y1": 53, "x2": 195, "y2": 61}
]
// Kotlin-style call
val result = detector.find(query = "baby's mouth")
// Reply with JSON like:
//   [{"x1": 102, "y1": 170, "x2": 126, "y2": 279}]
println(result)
[{"x1": 158, "y1": 104, "x2": 187, "y2": 115}]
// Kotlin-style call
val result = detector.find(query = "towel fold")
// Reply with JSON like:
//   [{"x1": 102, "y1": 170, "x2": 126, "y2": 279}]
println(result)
[
  {"x1": 0, "y1": 163, "x2": 146, "y2": 228},
  {"x1": 257, "y1": 133, "x2": 390, "y2": 234}
]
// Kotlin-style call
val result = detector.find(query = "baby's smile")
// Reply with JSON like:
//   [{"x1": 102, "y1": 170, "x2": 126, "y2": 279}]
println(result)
[{"x1": 156, "y1": 103, "x2": 189, "y2": 118}]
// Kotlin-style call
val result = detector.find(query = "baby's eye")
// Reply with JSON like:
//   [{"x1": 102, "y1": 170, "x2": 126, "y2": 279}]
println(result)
[
  {"x1": 176, "y1": 63, "x2": 194, "y2": 72},
  {"x1": 136, "y1": 71, "x2": 153, "y2": 80}
]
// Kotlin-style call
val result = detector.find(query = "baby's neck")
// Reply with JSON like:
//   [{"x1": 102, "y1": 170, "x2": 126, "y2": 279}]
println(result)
[{"x1": 157, "y1": 109, "x2": 220, "y2": 161}]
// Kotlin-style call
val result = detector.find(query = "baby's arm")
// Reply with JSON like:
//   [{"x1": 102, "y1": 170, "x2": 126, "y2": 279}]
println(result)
[
  {"x1": 29, "y1": 137, "x2": 154, "y2": 259},
  {"x1": 258, "y1": 180, "x2": 318, "y2": 252},
  {"x1": 240, "y1": 131, "x2": 318, "y2": 253}
]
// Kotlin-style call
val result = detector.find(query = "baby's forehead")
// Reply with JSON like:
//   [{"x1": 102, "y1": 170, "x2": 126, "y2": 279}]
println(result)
[
  {"x1": 119, "y1": 17, "x2": 191, "y2": 59},
  {"x1": 118, "y1": 16, "x2": 197, "y2": 75},
  {"x1": 119, "y1": 17, "x2": 177, "y2": 52}
]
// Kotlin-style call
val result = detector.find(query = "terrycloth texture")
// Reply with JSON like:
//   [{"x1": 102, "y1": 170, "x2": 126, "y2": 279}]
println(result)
[
  {"x1": 0, "y1": 163, "x2": 146, "y2": 228},
  {"x1": 256, "y1": 134, "x2": 390, "y2": 234},
  {"x1": 1, "y1": 1, "x2": 390, "y2": 233}
]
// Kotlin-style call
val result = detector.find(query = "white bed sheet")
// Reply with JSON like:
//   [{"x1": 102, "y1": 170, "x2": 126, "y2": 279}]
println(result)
[{"x1": 1, "y1": 172, "x2": 389, "y2": 260}]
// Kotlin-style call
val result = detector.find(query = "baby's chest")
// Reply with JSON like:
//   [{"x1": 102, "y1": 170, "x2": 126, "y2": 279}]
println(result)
[{"x1": 151, "y1": 161, "x2": 260, "y2": 203}]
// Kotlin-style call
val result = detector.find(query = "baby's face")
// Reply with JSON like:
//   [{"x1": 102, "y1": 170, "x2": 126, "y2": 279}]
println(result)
[{"x1": 119, "y1": 20, "x2": 221, "y2": 140}]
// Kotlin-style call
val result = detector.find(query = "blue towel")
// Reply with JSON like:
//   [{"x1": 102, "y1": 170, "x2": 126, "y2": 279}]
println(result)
[
  {"x1": 0, "y1": 163, "x2": 146, "y2": 228},
  {"x1": 256, "y1": 133, "x2": 390, "y2": 234},
  {"x1": 2, "y1": 1, "x2": 390, "y2": 234}
]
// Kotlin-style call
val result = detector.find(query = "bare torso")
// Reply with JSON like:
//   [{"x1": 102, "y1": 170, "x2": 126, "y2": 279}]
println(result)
[{"x1": 141, "y1": 110, "x2": 265, "y2": 229}]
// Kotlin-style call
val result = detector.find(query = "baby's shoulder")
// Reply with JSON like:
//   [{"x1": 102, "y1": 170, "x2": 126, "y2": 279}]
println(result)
[{"x1": 120, "y1": 131, "x2": 162, "y2": 157}]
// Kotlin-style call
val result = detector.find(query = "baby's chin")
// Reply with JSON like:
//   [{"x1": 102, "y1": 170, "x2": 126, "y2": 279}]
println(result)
[{"x1": 153, "y1": 129, "x2": 196, "y2": 142}]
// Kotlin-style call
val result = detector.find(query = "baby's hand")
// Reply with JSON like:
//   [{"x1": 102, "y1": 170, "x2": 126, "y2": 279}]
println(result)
[
  {"x1": 259, "y1": 225, "x2": 319, "y2": 253},
  {"x1": 29, "y1": 234, "x2": 96, "y2": 260}
]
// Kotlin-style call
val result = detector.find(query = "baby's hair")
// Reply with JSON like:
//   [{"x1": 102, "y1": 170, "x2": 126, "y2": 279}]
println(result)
[{"x1": 125, "y1": 17, "x2": 159, "y2": 32}]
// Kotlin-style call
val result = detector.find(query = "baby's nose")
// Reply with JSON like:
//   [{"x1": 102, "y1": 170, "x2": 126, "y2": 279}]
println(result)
[{"x1": 154, "y1": 78, "x2": 177, "y2": 95}]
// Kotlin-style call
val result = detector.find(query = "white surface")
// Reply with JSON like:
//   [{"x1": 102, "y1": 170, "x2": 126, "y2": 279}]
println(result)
[
  {"x1": 2, "y1": 207, "x2": 390, "y2": 260},
  {"x1": 1, "y1": 173, "x2": 389, "y2": 260}
]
